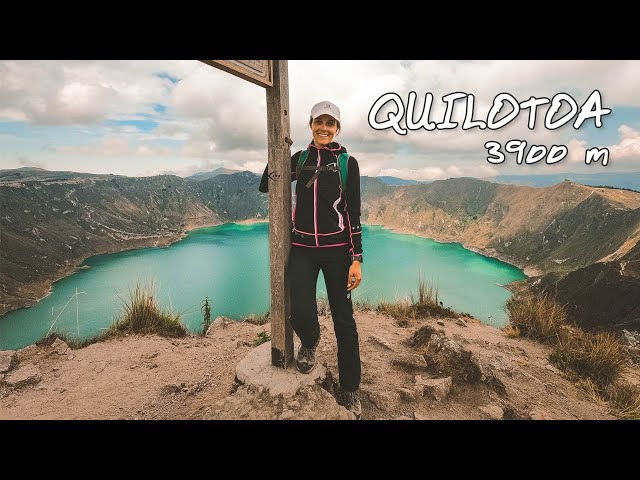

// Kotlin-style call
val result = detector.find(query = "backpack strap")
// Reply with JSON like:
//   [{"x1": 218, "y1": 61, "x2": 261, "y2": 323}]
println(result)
[
  {"x1": 337, "y1": 152, "x2": 349, "y2": 191},
  {"x1": 297, "y1": 148, "x2": 349, "y2": 191},
  {"x1": 296, "y1": 150, "x2": 309, "y2": 180}
]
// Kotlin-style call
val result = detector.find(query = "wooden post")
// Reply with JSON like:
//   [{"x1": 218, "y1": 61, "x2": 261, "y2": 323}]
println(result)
[
  {"x1": 198, "y1": 60, "x2": 292, "y2": 368},
  {"x1": 266, "y1": 60, "x2": 294, "y2": 368}
]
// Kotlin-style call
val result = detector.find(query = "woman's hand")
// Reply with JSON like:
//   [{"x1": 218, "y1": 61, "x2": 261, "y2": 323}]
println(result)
[{"x1": 347, "y1": 261, "x2": 362, "y2": 291}]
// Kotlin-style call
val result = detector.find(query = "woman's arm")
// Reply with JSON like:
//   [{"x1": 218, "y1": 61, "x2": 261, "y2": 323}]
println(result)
[
  {"x1": 346, "y1": 155, "x2": 363, "y2": 291},
  {"x1": 345, "y1": 156, "x2": 363, "y2": 261},
  {"x1": 258, "y1": 151, "x2": 301, "y2": 193}
]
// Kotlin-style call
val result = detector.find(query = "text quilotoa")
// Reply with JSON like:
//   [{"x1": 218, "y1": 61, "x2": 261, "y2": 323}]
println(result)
[{"x1": 368, "y1": 90, "x2": 612, "y2": 166}]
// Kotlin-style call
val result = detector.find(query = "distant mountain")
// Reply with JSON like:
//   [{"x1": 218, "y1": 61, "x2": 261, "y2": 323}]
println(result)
[
  {"x1": 192, "y1": 171, "x2": 268, "y2": 220},
  {"x1": 361, "y1": 176, "x2": 393, "y2": 198},
  {"x1": 374, "y1": 176, "x2": 425, "y2": 186},
  {"x1": 2, "y1": 168, "x2": 639, "y2": 332},
  {"x1": 361, "y1": 177, "x2": 640, "y2": 275},
  {"x1": 191, "y1": 170, "x2": 423, "y2": 186},
  {"x1": 493, "y1": 172, "x2": 640, "y2": 192},
  {"x1": 0, "y1": 167, "x2": 122, "y2": 182},
  {"x1": 0, "y1": 169, "x2": 266, "y2": 315},
  {"x1": 360, "y1": 177, "x2": 640, "y2": 331},
  {"x1": 187, "y1": 168, "x2": 243, "y2": 181}
]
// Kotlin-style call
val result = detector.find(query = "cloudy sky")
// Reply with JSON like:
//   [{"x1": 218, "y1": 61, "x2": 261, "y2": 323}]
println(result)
[{"x1": 0, "y1": 60, "x2": 638, "y2": 181}]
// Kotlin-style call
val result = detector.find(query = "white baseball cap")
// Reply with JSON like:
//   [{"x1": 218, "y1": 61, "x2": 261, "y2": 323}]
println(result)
[{"x1": 310, "y1": 101, "x2": 341, "y2": 122}]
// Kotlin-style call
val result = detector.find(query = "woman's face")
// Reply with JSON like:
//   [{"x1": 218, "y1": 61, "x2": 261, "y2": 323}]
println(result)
[{"x1": 311, "y1": 114, "x2": 338, "y2": 148}]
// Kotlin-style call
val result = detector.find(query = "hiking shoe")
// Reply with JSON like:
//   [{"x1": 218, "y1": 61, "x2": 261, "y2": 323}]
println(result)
[
  {"x1": 295, "y1": 344, "x2": 317, "y2": 374},
  {"x1": 337, "y1": 388, "x2": 362, "y2": 420}
]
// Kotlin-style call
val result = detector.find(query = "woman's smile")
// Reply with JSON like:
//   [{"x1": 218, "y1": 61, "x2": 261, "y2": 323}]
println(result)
[{"x1": 312, "y1": 114, "x2": 338, "y2": 147}]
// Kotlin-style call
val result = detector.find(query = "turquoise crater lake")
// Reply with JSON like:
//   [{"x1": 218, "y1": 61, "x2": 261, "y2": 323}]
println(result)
[{"x1": 0, "y1": 223, "x2": 526, "y2": 350}]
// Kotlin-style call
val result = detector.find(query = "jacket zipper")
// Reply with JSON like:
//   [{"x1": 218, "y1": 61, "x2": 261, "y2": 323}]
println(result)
[{"x1": 314, "y1": 148, "x2": 320, "y2": 246}]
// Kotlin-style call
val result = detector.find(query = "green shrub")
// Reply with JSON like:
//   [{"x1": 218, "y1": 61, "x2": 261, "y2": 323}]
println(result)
[{"x1": 254, "y1": 331, "x2": 270, "y2": 346}]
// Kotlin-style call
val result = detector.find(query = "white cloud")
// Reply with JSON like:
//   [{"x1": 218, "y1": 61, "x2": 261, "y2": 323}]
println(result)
[
  {"x1": 566, "y1": 138, "x2": 588, "y2": 164},
  {"x1": 559, "y1": 125, "x2": 640, "y2": 172},
  {"x1": 1, "y1": 60, "x2": 639, "y2": 177},
  {"x1": 170, "y1": 64, "x2": 266, "y2": 153},
  {"x1": 0, "y1": 107, "x2": 27, "y2": 121},
  {"x1": 609, "y1": 124, "x2": 640, "y2": 160},
  {"x1": 135, "y1": 145, "x2": 173, "y2": 156},
  {"x1": 54, "y1": 135, "x2": 175, "y2": 157},
  {"x1": 404, "y1": 60, "x2": 640, "y2": 107},
  {"x1": 378, "y1": 163, "x2": 500, "y2": 181},
  {"x1": 0, "y1": 60, "x2": 194, "y2": 125},
  {"x1": 143, "y1": 120, "x2": 192, "y2": 141}
]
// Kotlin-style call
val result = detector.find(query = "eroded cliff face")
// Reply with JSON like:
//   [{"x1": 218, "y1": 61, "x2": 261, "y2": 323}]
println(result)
[
  {"x1": 361, "y1": 177, "x2": 640, "y2": 276},
  {"x1": 3, "y1": 170, "x2": 639, "y2": 332},
  {"x1": 532, "y1": 239, "x2": 640, "y2": 331},
  {"x1": 0, "y1": 171, "x2": 266, "y2": 315},
  {"x1": 360, "y1": 176, "x2": 640, "y2": 331}
]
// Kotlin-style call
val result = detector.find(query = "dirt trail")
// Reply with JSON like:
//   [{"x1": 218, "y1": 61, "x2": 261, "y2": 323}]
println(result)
[{"x1": 1, "y1": 310, "x2": 633, "y2": 420}]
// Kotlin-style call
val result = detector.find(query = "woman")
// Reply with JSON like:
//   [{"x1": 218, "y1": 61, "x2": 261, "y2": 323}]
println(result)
[{"x1": 259, "y1": 100, "x2": 363, "y2": 419}]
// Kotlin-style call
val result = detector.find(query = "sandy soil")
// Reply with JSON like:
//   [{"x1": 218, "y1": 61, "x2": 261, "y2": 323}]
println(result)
[{"x1": 2, "y1": 308, "x2": 634, "y2": 421}]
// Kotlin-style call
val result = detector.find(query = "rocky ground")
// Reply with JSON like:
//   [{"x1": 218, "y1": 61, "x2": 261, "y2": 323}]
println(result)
[{"x1": 1, "y1": 309, "x2": 638, "y2": 420}]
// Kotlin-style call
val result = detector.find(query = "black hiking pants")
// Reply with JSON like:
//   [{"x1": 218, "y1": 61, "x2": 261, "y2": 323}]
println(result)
[{"x1": 288, "y1": 244, "x2": 361, "y2": 392}]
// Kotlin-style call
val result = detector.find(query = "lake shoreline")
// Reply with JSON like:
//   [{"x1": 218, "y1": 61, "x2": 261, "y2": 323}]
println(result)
[
  {"x1": 370, "y1": 223, "x2": 543, "y2": 278},
  {"x1": 1, "y1": 218, "x2": 537, "y2": 318},
  {"x1": 0, "y1": 219, "x2": 227, "y2": 317}
]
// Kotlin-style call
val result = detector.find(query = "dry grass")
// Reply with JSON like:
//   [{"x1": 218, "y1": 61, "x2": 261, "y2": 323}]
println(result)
[
  {"x1": 605, "y1": 381, "x2": 640, "y2": 420},
  {"x1": 34, "y1": 282, "x2": 187, "y2": 349},
  {"x1": 505, "y1": 293, "x2": 567, "y2": 343},
  {"x1": 243, "y1": 312, "x2": 269, "y2": 326},
  {"x1": 353, "y1": 299, "x2": 375, "y2": 311},
  {"x1": 377, "y1": 298, "x2": 415, "y2": 319},
  {"x1": 576, "y1": 378, "x2": 640, "y2": 419},
  {"x1": 318, "y1": 297, "x2": 377, "y2": 316},
  {"x1": 375, "y1": 277, "x2": 459, "y2": 320},
  {"x1": 550, "y1": 330, "x2": 625, "y2": 388},
  {"x1": 506, "y1": 291, "x2": 639, "y2": 418},
  {"x1": 576, "y1": 378, "x2": 607, "y2": 405},
  {"x1": 502, "y1": 324, "x2": 521, "y2": 338},
  {"x1": 108, "y1": 281, "x2": 187, "y2": 338},
  {"x1": 251, "y1": 278, "x2": 451, "y2": 323},
  {"x1": 415, "y1": 277, "x2": 438, "y2": 305}
]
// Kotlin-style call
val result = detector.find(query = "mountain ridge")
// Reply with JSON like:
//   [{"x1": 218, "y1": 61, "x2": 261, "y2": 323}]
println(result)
[
  {"x1": 0, "y1": 170, "x2": 265, "y2": 316},
  {"x1": 1, "y1": 169, "x2": 638, "y2": 331}
]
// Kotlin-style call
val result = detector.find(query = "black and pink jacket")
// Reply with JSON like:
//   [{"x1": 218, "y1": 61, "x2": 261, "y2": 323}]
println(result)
[{"x1": 259, "y1": 141, "x2": 363, "y2": 260}]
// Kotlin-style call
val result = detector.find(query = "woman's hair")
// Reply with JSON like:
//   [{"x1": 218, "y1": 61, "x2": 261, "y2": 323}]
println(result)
[{"x1": 309, "y1": 117, "x2": 341, "y2": 135}]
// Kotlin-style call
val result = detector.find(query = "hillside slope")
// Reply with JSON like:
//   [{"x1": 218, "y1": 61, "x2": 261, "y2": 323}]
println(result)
[
  {"x1": 0, "y1": 172, "x2": 266, "y2": 315},
  {"x1": 534, "y1": 240, "x2": 640, "y2": 331},
  {"x1": 2, "y1": 171, "x2": 638, "y2": 333},
  {"x1": 2, "y1": 310, "x2": 633, "y2": 420},
  {"x1": 362, "y1": 178, "x2": 640, "y2": 276}
]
